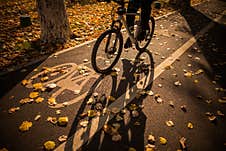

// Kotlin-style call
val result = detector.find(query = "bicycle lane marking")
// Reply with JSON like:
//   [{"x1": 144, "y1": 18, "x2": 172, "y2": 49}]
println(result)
[{"x1": 54, "y1": 12, "x2": 225, "y2": 151}]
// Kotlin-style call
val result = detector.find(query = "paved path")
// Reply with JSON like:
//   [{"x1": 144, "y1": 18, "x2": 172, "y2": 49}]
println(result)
[{"x1": 0, "y1": 0, "x2": 226, "y2": 151}]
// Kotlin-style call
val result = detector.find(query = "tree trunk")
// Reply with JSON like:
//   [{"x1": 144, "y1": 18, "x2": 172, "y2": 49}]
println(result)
[{"x1": 37, "y1": 0, "x2": 71, "y2": 45}]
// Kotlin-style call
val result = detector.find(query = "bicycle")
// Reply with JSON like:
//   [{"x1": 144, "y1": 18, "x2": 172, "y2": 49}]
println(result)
[{"x1": 91, "y1": 0, "x2": 155, "y2": 74}]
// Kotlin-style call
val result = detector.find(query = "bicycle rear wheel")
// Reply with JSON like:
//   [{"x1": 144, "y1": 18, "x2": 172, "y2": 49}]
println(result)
[
  {"x1": 136, "y1": 16, "x2": 155, "y2": 51},
  {"x1": 91, "y1": 29, "x2": 123, "y2": 74}
]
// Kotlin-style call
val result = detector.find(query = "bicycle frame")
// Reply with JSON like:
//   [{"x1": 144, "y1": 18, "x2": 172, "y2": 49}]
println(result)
[{"x1": 111, "y1": 7, "x2": 140, "y2": 46}]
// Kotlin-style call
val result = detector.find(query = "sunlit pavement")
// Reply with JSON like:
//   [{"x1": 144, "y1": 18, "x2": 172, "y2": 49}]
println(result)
[{"x1": 0, "y1": 0, "x2": 226, "y2": 151}]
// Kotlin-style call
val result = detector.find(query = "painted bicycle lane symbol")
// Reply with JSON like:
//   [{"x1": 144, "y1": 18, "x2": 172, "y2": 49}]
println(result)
[{"x1": 26, "y1": 62, "x2": 99, "y2": 108}]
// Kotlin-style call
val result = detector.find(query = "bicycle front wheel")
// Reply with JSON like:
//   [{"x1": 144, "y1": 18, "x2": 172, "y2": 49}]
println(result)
[
  {"x1": 136, "y1": 16, "x2": 155, "y2": 51},
  {"x1": 91, "y1": 29, "x2": 123, "y2": 74}
]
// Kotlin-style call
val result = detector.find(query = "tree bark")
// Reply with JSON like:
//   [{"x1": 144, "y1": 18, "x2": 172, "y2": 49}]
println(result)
[{"x1": 37, "y1": 0, "x2": 71, "y2": 45}]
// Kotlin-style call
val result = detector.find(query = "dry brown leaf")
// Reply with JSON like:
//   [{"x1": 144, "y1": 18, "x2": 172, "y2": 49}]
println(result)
[
  {"x1": 19, "y1": 121, "x2": 32, "y2": 132},
  {"x1": 44, "y1": 141, "x2": 56, "y2": 150},
  {"x1": 154, "y1": 94, "x2": 163, "y2": 103},
  {"x1": 208, "y1": 115, "x2": 217, "y2": 122}
]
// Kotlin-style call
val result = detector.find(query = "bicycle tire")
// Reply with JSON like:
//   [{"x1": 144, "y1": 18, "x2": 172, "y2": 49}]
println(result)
[
  {"x1": 91, "y1": 29, "x2": 123, "y2": 74},
  {"x1": 136, "y1": 16, "x2": 155, "y2": 51}
]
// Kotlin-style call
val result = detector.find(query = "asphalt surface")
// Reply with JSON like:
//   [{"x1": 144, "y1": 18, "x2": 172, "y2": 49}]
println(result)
[{"x1": 0, "y1": 0, "x2": 226, "y2": 151}]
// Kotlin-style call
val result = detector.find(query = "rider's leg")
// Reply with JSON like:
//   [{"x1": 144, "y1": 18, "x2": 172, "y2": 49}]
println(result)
[
  {"x1": 124, "y1": 0, "x2": 139, "y2": 48},
  {"x1": 136, "y1": 0, "x2": 152, "y2": 41}
]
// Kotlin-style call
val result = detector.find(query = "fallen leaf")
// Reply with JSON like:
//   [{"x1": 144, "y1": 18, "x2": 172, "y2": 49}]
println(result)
[
  {"x1": 154, "y1": 94, "x2": 163, "y2": 103},
  {"x1": 35, "y1": 97, "x2": 44, "y2": 103},
  {"x1": 146, "y1": 90, "x2": 154, "y2": 96},
  {"x1": 193, "y1": 79, "x2": 199, "y2": 84},
  {"x1": 174, "y1": 81, "x2": 182, "y2": 86},
  {"x1": 80, "y1": 120, "x2": 89, "y2": 127},
  {"x1": 8, "y1": 107, "x2": 20, "y2": 113},
  {"x1": 20, "y1": 98, "x2": 34, "y2": 104},
  {"x1": 58, "y1": 135, "x2": 67, "y2": 142},
  {"x1": 107, "y1": 95, "x2": 116, "y2": 102},
  {"x1": 19, "y1": 121, "x2": 32, "y2": 132},
  {"x1": 41, "y1": 76, "x2": 49, "y2": 82},
  {"x1": 158, "y1": 84, "x2": 162, "y2": 88},
  {"x1": 29, "y1": 92, "x2": 39, "y2": 99},
  {"x1": 145, "y1": 144, "x2": 155, "y2": 151},
  {"x1": 56, "y1": 110, "x2": 61, "y2": 115},
  {"x1": 48, "y1": 98, "x2": 57, "y2": 106},
  {"x1": 46, "y1": 83, "x2": 57, "y2": 89},
  {"x1": 74, "y1": 89, "x2": 80, "y2": 95},
  {"x1": 87, "y1": 110, "x2": 96, "y2": 118},
  {"x1": 180, "y1": 105, "x2": 187, "y2": 112},
  {"x1": 44, "y1": 141, "x2": 55, "y2": 150},
  {"x1": 34, "y1": 115, "x2": 41, "y2": 121},
  {"x1": 21, "y1": 79, "x2": 30, "y2": 86},
  {"x1": 208, "y1": 115, "x2": 217, "y2": 122},
  {"x1": 166, "y1": 120, "x2": 174, "y2": 127},
  {"x1": 184, "y1": 71, "x2": 193, "y2": 78},
  {"x1": 159, "y1": 137, "x2": 167, "y2": 145},
  {"x1": 216, "y1": 110, "x2": 224, "y2": 117},
  {"x1": 87, "y1": 98, "x2": 94, "y2": 105},
  {"x1": 187, "y1": 122, "x2": 193, "y2": 129},
  {"x1": 58, "y1": 117, "x2": 68, "y2": 126},
  {"x1": 148, "y1": 134, "x2": 155, "y2": 144},
  {"x1": 47, "y1": 117, "x2": 57, "y2": 124},
  {"x1": 179, "y1": 137, "x2": 187, "y2": 150},
  {"x1": 33, "y1": 83, "x2": 43, "y2": 90},
  {"x1": 195, "y1": 69, "x2": 204, "y2": 75},
  {"x1": 128, "y1": 147, "x2": 136, "y2": 151},
  {"x1": 169, "y1": 101, "x2": 174, "y2": 108}
]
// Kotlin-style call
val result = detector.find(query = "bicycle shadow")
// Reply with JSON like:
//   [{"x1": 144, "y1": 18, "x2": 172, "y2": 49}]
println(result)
[{"x1": 63, "y1": 49, "x2": 155, "y2": 151}]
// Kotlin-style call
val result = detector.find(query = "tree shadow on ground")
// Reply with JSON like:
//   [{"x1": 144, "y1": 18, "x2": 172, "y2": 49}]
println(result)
[{"x1": 64, "y1": 50, "x2": 155, "y2": 151}]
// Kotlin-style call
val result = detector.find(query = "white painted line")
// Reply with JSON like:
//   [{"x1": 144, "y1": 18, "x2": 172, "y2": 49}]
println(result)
[{"x1": 55, "y1": 12, "x2": 224, "y2": 151}]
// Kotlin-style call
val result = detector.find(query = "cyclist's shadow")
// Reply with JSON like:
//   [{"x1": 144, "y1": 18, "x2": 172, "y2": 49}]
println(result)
[{"x1": 64, "y1": 49, "x2": 155, "y2": 151}]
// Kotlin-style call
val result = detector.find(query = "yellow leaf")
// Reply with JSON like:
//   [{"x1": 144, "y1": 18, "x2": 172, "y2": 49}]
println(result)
[
  {"x1": 159, "y1": 137, "x2": 167, "y2": 145},
  {"x1": 184, "y1": 71, "x2": 193, "y2": 77},
  {"x1": 35, "y1": 97, "x2": 44, "y2": 103},
  {"x1": 107, "y1": 95, "x2": 116, "y2": 102},
  {"x1": 195, "y1": 69, "x2": 204, "y2": 75},
  {"x1": 48, "y1": 98, "x2": 57, "y2": 106},
  {"x1": 34, "y1": 115, "x2": 41, "y2": 121},
  {"x1": 44, "y1": 141, "x2": 56, "y2": 150},
  {"x1": 58, "y1": 117, "x2": 69, "y2": 126},
  {"x1": 87, "y1": 110, "x2": 96, "y2": 118},
  {"x1": 33, "y1": 83, "x2": 43, "y2": 90},
  {"x1": 128, "y1": 147, "x2": 136, "y2": 151},
  {"x1": 187, "y1": 122, "x2": 194, "y2": 129},
  {"x1": 19, "y1": 121, "x2": 32, "y2": 132},
  {"x1": 166, "y1": 120, "x2": 174, "y2": 127},
  {"x1": 29, "y1": 92, "x2": 39, "y2": 99},
  {"x1": 21, "y1": 79, "x2": 30, "y2": 86},
  {"x1": 41, "y1": 76, "x2": 49, "y2": 82}
]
